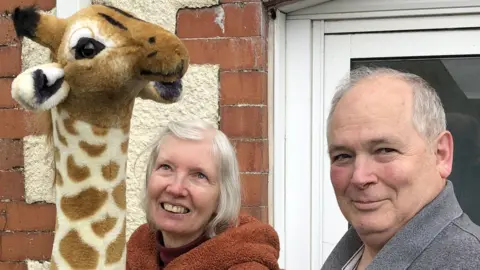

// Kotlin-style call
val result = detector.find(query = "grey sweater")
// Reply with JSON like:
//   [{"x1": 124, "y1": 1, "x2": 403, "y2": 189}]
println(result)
[{"x1": 321, "y1": 181, "x2": 480, "y2": 270}]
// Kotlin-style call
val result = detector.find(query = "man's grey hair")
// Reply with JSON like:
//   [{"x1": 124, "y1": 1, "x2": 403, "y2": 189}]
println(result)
[
  {"x1": 326, "y1": 66, "x2": 446, "y2": 143},
  {"x1": 141, "y1": 118, "x2": 241, "y2": 238}
]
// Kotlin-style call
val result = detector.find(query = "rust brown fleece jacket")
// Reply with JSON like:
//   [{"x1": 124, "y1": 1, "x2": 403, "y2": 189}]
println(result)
[{"x1": 127, "y1": 214, "x2": 281, "y2": 270}]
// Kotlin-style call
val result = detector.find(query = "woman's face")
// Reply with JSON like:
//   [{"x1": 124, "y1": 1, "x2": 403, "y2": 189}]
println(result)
[{"x1": 147, "y1": 133, "x2": 220, "y2": 247}]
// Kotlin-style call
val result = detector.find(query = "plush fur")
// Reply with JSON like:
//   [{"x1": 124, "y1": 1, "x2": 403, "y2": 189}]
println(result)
[{"x1": 10, "y1": 4, "x2": 189, "y2": 270}]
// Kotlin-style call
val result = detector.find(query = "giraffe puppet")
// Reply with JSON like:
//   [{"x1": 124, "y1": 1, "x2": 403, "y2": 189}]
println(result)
[{"x1": 10, "y1": 4, "x2": 189, "y2": 269}]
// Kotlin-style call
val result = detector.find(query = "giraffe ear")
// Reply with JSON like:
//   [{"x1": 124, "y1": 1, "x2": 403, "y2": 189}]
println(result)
[
  {"x1": 137, "y1": 81, "x2": 183, "y2": 104},
  {"x1": 11, "y1": 63, "x2": 70, "y2": 111},
  {"x1": 12, "y1": 6, "x2": 66, "y2": 52}
]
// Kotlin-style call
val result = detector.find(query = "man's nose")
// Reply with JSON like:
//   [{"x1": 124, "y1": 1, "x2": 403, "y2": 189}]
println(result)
[
  {"x1": 351, "y1": 156, "x2": 377, "y2": 188},
  {"x1": 165, "y1": 174, "x2": 188, "y2": 197}
]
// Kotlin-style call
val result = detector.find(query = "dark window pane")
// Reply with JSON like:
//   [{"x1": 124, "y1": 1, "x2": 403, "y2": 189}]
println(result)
[{"x1": 350, "y1": 57, "x2": 480, "y2": 225}]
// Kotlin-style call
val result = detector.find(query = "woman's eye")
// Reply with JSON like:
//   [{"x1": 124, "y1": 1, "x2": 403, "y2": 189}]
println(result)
[
  {"x1": 158, "y1": 164, "x2": 171, "y2": 170},
  {"x1": 195, "y1": 172, "x2": 208, "y2": 180}
]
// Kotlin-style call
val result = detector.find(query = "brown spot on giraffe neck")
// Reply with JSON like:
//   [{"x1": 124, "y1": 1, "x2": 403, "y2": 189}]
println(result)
[
  {"x1": 63, "y1": 117, "x2": 78, "y2": 135},
  {"x1": 60, "y1": 230, "x2": 99, "y2": 269},
  {"x1": 106, "y1": 220, "x2": 126, "y2": 265},
  {"x1": 79, "y1": 141, "x2": 107, "y2": 157},
  {"x1": 121, "y1": 140, "x2": 129, "y2": 154},
  {"x1": 91, "y1": 215, "x2": 117, "y2": 237},
  {"x1": 102, "y1": 161, "x2": 120, "y2": 181},
  {"x1": 56, "y1": 123, "x2": 68, "y2": 146},
  {"x1": 112, "y1": 180, "x2": 126, "y2": 210},
  {"x1": 60, "y1": 187, "x2": 108, "y2": 220},
  {"x1": 122, "y1": 123, "x2": 130, "y2": 134},
  {"x1": 67, "y1": 155, "x2": 91, "y2": 182},
  {"x1": 55, "y1": 169, "x2": 63, "y2": 186},
  {"x1": 91, "y1": 126, "x2": 109, "y2": 136}
]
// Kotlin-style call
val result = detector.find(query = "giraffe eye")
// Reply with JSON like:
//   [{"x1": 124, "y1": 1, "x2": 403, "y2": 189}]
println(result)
[{"x1": 73, "y1": 37, "x2": 105, "y2": 59}]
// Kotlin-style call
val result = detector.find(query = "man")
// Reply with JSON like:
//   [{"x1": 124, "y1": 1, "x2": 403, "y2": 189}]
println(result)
[{"x1": 321, "y1": 66, "x2": 480, "y2": 270}]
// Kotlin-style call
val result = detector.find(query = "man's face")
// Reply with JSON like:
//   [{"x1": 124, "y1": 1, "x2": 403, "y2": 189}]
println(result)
[{"x1": 328, "y1": 75, "x2": 452, "y2": 241}]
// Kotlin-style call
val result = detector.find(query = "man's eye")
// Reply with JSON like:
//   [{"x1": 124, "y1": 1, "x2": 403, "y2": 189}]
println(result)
[
  {"x1": 332, "y1": 154, "x2": 351, "y2": 162},
  {"x1": 376, "y1": 148, "x2": 396, "y2": 154}
]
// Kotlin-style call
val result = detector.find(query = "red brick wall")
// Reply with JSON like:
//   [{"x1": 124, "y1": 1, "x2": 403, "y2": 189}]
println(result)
[
  {"x1": 176, "y1": 0, "x2": 270, "y2": 222},
  {"x1": 0, "y1": 0, "x2": 56, "y2": 268}
]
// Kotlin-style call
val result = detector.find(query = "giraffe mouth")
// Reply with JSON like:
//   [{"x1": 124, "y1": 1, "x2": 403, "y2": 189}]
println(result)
[{"x1": 153, "y1": 80, "x2": 182, "y2": 102}]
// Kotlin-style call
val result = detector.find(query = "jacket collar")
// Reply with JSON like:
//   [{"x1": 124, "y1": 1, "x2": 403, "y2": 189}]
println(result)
[{"x1": 324, "y1": 180, "x2": 463, "y2": 269}]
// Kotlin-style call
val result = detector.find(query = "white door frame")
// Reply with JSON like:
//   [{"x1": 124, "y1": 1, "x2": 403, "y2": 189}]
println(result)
[{"x1": 271, "y1": 1, "x2": 480, "y2": 269}]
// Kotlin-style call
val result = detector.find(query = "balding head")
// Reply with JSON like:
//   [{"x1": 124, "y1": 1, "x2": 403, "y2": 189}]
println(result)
[{"x1": 327, "y1": 67, "x2": 446, "y2": 145}]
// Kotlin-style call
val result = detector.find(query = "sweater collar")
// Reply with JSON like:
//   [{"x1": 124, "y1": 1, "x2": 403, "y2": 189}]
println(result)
[{"x1": 155, "y1": 231, "x2": 209, "y2": 267}]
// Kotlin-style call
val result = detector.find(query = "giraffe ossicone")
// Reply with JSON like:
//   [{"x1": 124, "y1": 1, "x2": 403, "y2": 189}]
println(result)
[{"x1": 11, "y1": 4, "x2": 189, "y2": 270}]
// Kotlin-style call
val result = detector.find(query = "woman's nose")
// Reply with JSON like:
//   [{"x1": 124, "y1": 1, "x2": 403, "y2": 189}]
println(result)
[{"x1": 165, "y1": 174, "x2": 188, "y2": 197}]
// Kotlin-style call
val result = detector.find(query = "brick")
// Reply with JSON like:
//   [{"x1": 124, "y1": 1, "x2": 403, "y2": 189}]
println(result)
[
  {"x1": 241, "y1": 174, "x2": 268, "y2": 207},
  {"x1": 4, "y1": 202, "x2": 55, "y2": 231},
  {"x1": 0, "y1": 109, "x2": 28, "y2": 138},
  {"x1": 0, "y1": 139, "x2": 24, "y2": 170},
  {"x1": 0, "y1": 262, "x2": 27, "y2": 270},
  {"x1": 241, "y1": 206, "x2": 268, "y2": 223},
  {"x1": 220, "y1": 71, "x2": 267, "y2": 104},
  {"x1": 177, "y1": 8, "x2": 223, "y2": 38},
  {"x1": 0, "y1": 232, "x2": 54, "y2": 260},
  {"x1": 220, "y1": 106, "x2": 267, "y2": 138},
  {"x1": 0, "y1": 0, "x2": 56, "y2": 13},
  {"x1": 0, "y1": 171, "x2": 24, "y2": 200},
  {"x1": 0, "y1": 78, "x2": 17, "y2": 108},
  {"x1": 0, "y1": 46, "x2": 21, "y2": 77},
  {"x1": 235, "y1": 140, "x2": 268, "y2": 172},
  {"x1": 182, "y1": 38, "x2": 265, "y2": 70},
  {"x1": 177, "y1": 3, "x2": 262, "y2": 38},
  {"x1": 0, "y1": 203, "x2": 6, "y2": 230},
  {"x1": 223, "y1": 3, "x2": 262, "y2": 37},
  {"x1": 0, "y1": 16, "x2": 18, "y2": 45}
]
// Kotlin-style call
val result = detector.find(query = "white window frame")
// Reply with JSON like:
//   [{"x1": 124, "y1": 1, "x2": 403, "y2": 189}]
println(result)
[
  {"x1": 56, "y1": 0, "x2": 90, "y2": 18},
  {"x1": 271, "y1": 0, "x2": 480, "y2": 269}
]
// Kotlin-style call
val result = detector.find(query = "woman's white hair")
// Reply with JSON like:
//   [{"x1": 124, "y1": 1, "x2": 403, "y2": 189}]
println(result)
[
  {"x1": 327, "y1": 66, "x2": 446, "y2": 144},
  {"x1": 141, "y1": 118, "x2": 241, "y2": 238}
]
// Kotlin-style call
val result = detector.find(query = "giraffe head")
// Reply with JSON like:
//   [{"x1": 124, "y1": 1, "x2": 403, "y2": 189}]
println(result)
[{"x1": 10, "y1": 4, "x2": 188, "y2": 126}]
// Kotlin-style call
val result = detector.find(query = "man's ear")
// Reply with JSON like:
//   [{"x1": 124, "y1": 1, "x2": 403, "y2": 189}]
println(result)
[
  {"x1": 137, "y1": 81, "x2": 183, "y2": 104},
  {"x1": 434, "y1": 130, "x2": 454, "y2": 179}
]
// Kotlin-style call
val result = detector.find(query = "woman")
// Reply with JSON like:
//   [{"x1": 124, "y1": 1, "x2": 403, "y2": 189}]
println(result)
[{"x1": 127, "y1": 119, "x2": 280, "y2": 269}]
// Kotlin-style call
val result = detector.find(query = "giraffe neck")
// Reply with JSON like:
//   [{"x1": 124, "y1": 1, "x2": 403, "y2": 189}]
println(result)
[{"x1": 50, "y1": 107, "x2": 128, "y2": 270}]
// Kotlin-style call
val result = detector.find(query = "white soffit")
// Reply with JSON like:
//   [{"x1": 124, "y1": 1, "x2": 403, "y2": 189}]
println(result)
[
  {"x1": 277, "y1": 0, "x2": 331, "y2": 14},
  {"x1": 288, "y1": 0, "x2": 480, "y2": 16}
]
